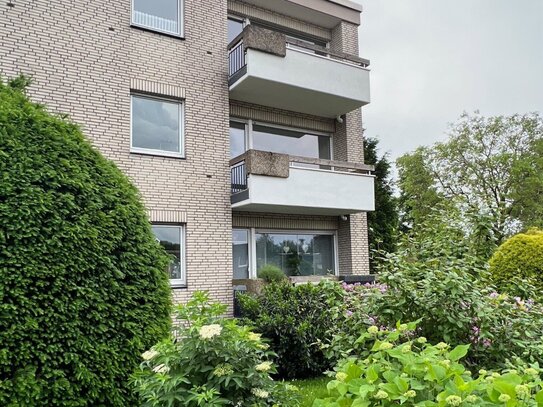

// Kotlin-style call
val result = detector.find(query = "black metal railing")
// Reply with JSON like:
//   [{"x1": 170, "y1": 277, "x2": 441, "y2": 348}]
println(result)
[
  {"x1": 228, "y1": 41, "x2": 245, "y2": 77},
  {"x1": 230, "y1": 162, "x2": 247, "y2": 194}
]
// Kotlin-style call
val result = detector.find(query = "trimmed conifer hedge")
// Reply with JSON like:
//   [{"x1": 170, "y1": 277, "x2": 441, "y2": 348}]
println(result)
[{"x1": 0, "y1": 77, "x2": 172, "y2": 406}]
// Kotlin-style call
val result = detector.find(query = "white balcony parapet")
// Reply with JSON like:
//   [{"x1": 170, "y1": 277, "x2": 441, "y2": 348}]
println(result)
[
  {"x1": 228, "y1": 26, "x2": 371, "y2": 118},
  {"x1": 230, "y1": 150, "x2": 375, "y2": 216}
]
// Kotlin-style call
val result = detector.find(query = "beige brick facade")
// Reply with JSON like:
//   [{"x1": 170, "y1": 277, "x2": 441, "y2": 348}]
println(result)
[{"x1": 1, "y1": 0, "x2": 371, "y2": 310}]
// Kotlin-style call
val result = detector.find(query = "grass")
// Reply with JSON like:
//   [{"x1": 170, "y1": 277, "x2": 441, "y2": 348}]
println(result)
[{"x1": 289, "y1": 376, "x2": 330, "y2": 407}]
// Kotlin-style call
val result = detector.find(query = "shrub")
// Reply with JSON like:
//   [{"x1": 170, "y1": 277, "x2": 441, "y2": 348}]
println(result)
[
  {"x1": 131, "y1": 291, "x2": 298, "y2": 406},
  {"x1": 325, "y1": 225, "x2": 543, "y2": 369},
  {"x1": 316, "y1": 328, "x2": 543, "y2": 406},
  {"x1": 237, "y1": 281, "x2": 344, "y2": 379},
  {"x1": 257, "y1": 264, "x2": 287, "y2": 283},
  {"x1": 489, "y1": 228, "x2": 543, "y2": 293},
  {"x1": 0, "y1": 77, "x2": 172, "y2": 406}
]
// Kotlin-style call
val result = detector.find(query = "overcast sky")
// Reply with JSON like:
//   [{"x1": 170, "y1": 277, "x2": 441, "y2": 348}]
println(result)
[{"x1": 354, "y1": 0, "x2": 543, "y2": 162}]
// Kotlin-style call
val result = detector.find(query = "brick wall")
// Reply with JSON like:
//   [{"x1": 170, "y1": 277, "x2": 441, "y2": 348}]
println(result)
[{"x1": 0, "y1": 0, "x2": 234, "y2": 307}]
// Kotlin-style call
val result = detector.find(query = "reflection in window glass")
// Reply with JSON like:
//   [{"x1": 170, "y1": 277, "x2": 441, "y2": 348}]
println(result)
[
  {"x1": 132, "y1": 96, "x2": 182, "y2": 154},
  {"x1": 230, "y1": 121, "x2": 246, "y2": 158},
  {"x1": 228, "y1": 17, "x2": 244, "y2": 43},
  {"x1": 232, "y1": 229, "x2": 249, "y2": 279},
  {"x1": 152, "y1": 225, "x2": 185, "y2": 285},
  {"x1": 255, "y1": 232, "x2": 335, "y2": 276},
  {"x1": 252, "y1": 125, "x2": 331, "y2": 163},
  {"x1": 133, "y1": 0, "x2": 181, "y2": 35}
]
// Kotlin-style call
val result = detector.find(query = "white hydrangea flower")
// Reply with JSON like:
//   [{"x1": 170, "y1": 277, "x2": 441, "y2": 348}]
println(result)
[
  {"x1": 255, "y1": 361, "x2": 272, "y2": 372},
  {"x1": 199, "y1": 324, "x2": 223, "y2": 339},
  {"x1": 152, "y1": 363, "x2": 170, "y2": 374},
  {"x1": 141, "y1": 349, "x2": 159, "y2": 361},
  {"x1": 252, "y1": 388, "x2": 269, "y2": 399}
]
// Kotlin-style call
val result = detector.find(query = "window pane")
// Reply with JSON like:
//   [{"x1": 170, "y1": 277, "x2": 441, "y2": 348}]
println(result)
[
  {"x1": 152, "y1": 225, "x2": 183, "y2": 281},
  {"x1": 228, "y1": 18, "x2": 244, "y2": 43},
  {"x1": 255, "y1": 232, "x2": 335, "y2": 276},
  {"x1": 132, "y1": 96, "x2": 181, "y2": 153},
  {"x1": 252, "y1": 125, "x2": 330, "y2": 162},
  {"x1": 230, "y1": 121, "x2": 246, "y2": 158},
  {"x1": 133, "y1": 0, "x2": 180, "y2": 34},
  {"x1": 232, "y1": 229, "x2": 249, "y2": 279}
]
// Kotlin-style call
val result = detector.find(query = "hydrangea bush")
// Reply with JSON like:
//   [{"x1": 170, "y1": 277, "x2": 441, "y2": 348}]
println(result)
[
  {"x1": 315, "y1": 326, "x2": 543, "y2": 406},
  {"x1": 131, "y1": 291, "x2": 299, "y2": 406}
]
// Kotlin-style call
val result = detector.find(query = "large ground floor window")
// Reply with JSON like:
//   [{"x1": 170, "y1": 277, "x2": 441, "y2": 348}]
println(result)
[{"x1": 232, "y1": 228, "x2": 337, "y2": 278}]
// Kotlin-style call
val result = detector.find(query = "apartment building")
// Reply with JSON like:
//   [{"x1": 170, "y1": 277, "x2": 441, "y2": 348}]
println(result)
[{"x1": 0, "y1": 0, "x2": 374, "y2": 308}]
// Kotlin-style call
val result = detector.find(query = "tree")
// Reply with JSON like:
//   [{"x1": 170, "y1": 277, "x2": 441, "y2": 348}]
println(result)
[
  {"x1": 363, "y1": 137, "x2": 399, "y2": 271},
  {"x1": 0, "y1": 77, "x2": 172, "y2": 406},
  {"x1": 396, "y1": 112, "x2": 543, "y2": 245}
]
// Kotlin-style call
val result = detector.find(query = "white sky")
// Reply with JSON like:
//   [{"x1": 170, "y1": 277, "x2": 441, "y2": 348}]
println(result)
[{"x1": 354, "y1": 0, "x2": 543, "y2": 161}]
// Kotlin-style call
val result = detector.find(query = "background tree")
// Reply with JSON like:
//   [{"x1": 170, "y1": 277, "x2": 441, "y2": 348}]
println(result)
[
  {"x1": 363, "y1": 137, "x2": 399, "y2": 271},
  {"x1": 396, "y1": 112, "x2": 543, "y2": 245},
  {"x1": 0, "y1": 77, "x2": 172, "y2": 406}
]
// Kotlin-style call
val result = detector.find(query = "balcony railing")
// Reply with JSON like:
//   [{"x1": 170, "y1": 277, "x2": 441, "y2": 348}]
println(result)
[
  {"x1": 230, "y1": 150, "x2": 373, "y2": 194},
  {"x1": 227, "y1": 26, "x2": 370, "y2": 81}
]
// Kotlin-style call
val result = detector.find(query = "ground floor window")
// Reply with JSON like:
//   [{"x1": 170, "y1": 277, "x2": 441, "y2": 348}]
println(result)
[
  {"x1": 152, "y1": 224, "x2": 186, "y2": 287},
  {"x1": 232, "y1": 229, "x2": 249, "y2": 279}
]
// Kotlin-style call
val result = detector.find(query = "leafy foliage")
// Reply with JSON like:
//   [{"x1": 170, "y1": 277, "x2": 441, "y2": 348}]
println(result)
[
  {"x1": 237, "y1": 281, "x2": 344, "y2": 379},
  {"x1": 315, "y1": 328, "x2": 543, "y2": 406},
  {"x1": 257, "y1": 264, "x2": 287, "y2": 283},
  {"x1": 489, "y1": 228, "x2": 543, "y2": 293},
  {"x1": 397, "y1": 112, "x2": 543, "y2": 242},
  {"x1": 363, "y1": 137, "x2": 399, "y2": 271},
  {"x1": 324, "y1": 218, "x2": 543, "y2": 370},
  {"x1": 131, "y1": 292, "x2": 298, "y2": 406},
  {"x1": 0, "y1": 76, "x2": 172, "y2": 406}
]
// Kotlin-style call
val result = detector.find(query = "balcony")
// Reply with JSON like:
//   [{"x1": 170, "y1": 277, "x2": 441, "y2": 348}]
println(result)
[
  {"x1": 228, "y1": 26, "x2": 371, "y2": 118},
  {"x1": 230, "y1": 150, "x2": 375, "y2": 215}
]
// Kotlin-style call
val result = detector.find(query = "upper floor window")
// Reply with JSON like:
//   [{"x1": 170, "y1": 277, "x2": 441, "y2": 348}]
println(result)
[
  {"x1": 132, "y1": 0, "x2": 183, "y2": 37},
  {"x1": 228, "y1": 16, "x2": 244, "y2": 44},
  {"x1": 152, "y1": 224, "x2": 186, "y2": 287},
  {"x1": 131, "y1": 95, "x2": 184, "y2": 157}
]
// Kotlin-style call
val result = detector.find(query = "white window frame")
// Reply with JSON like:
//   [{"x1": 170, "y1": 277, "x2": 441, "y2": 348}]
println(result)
[
  {"x1": 251, "y1": 228, "x2": 339, "y2": 278},
  {"x1": 232, "y1": 228, "x2": 252, "y2": 279},
  {"x1": 131, "y1": 0, "x2": 184, "y2": 37},
  {"x1": 152, "y1": 224, "x2": 187, "y2": 288},
  {"x1": 130, "y1": 94, "x2": 185, "y2": 158}
]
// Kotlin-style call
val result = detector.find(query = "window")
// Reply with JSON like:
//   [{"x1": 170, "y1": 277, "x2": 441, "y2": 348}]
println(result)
[
  {"x1": 229, "y1": 120, "x2": 332, "y2": 163},
  {"x1": 232, "y1": 229, "x2": 249, "y2": 279},
  {"x1": 228, "y1": 16, "x2": 244, "y2": 44},
  {"x1": 131, "y1": 95, "x2": 184, "y2": 157},
  {"x1": 229, "y1": 121, "x2": 246, "y2": 159},
  {"x1": 255, "y1": 231, "x2": 336, "y2": 277},
  {"x1": 252, "y1": 124, "x2": 331, "y2": 167},
  {"x1": 132, "y1": 0, "x2": 183, "y2": 36},
  {"x1": 152, "y1": 224, "x2": 186, "y2": 287}
]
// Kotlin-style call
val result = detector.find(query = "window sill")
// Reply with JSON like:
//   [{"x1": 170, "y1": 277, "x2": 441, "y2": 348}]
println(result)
[
  {"x1": 130, "y1": 24, "x2": 185, "y2": 40},
  {"x1": 130, "y1": 148, "x2": 185, "y2": 159},
  {"x1": 171, "y1": 284, "x2": 187, "y2": 290}
]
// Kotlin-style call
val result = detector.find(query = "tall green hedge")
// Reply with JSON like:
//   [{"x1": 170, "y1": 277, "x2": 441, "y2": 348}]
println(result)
[
  {"x1": 489, "y1": 228, "x2": 543, "y2": 291},
  {"x1": 0, "y1": 77, "x2": 172, "y2": 406}
]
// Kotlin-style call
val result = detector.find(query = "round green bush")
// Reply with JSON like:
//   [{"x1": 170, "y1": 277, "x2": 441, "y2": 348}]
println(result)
[
  {"x1": 0, "y1": 77, "x2": 172, "y2": 406},
  {"x1": 257, "y1": 264, "x2": 287, "y2": 283},
  {"x1": 489, "y1": 228, "x2": 543, "y2": 292}
]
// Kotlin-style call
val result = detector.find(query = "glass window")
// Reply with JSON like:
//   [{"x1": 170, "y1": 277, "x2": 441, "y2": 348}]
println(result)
[
  {"x1": 252, "y1": 124, "x2": 331, "y2": 163},
  {"x1": 131, "y1": 95, "x2": 183, "y2": 156},
  {"x1": 152, "y1": 225, "x2": 185, "y2": 286},
  {"x1": 230, "y1": 121, "x2": 246, "y2": 159},
  {"x1": 228, "y1": 17, "x2": 244, "y2": 44},
  {"x1": 132, "y1": 0, "x2": 182, "y2": 36},
  {"x1": 232, "y1": 229, "x2": 249, "y2": 279},
  {"x1": 255, "y1": 232, "x2": 335, "y2": 277}
]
